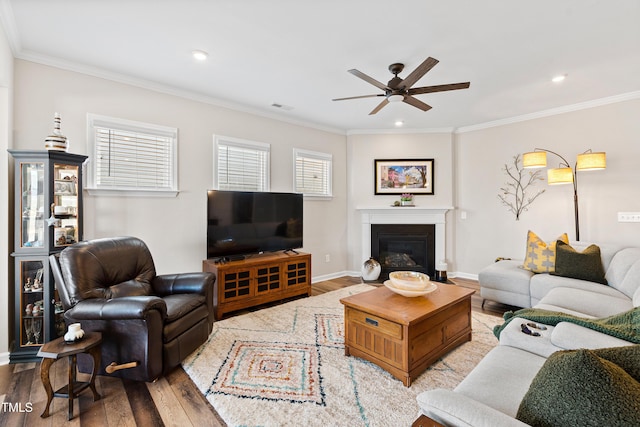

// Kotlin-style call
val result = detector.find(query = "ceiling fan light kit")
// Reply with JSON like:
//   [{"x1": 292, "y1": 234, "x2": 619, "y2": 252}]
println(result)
[{"x1": 333, "y1": 56, "x2": 470, "y2": 115}]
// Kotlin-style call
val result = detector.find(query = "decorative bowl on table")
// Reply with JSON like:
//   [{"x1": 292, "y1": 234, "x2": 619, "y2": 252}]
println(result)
[
  {"x1": 388, "y1": 271, "x2": 431, "y2": 291},
  {"x1": 384, "y1": 280, "x2": 438, "y2": 297}
]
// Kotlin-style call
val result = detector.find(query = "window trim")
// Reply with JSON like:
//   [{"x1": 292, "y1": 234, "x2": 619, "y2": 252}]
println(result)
[
  {"x1": 293, "y1": 148, "x2": 333, "y2": 200},
  {"x1": 213, "y1": 135, "x2": 271, "y2": 191},
  {"x1": 86, "y1": 113, "x2": 178, "y2": 197}
]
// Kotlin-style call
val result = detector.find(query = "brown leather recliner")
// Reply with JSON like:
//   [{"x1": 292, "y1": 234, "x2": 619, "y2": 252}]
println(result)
[{"x1": 50, "y1": 236, "x2": 215, "y2": 382}]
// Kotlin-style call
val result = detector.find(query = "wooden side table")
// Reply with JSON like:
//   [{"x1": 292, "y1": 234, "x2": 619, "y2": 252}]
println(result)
[{"x1": 37, "y1": 331, "x2": 102, "y2": 420}]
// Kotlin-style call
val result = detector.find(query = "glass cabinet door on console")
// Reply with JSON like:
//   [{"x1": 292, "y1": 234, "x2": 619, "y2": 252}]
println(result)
[{"x1": 9, "y1": 150, "x2": 87, "y2": 363}]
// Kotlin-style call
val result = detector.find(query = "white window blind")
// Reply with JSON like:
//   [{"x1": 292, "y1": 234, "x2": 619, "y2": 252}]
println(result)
[
  {"x1": 214, "y1": 136, "x2": 270, "y2": 191},
  {"x1": 294, "y1": 148, "x2": 332, "y2": 198},
  {"x1": 87, "y1": 114, "x2": 178, "y2": 196}
]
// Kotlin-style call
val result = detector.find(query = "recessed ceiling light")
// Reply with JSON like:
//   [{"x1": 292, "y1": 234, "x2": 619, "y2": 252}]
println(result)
[
  {"x1": 192, "y1": 50, "x2": 208, "y2": 61},
  {"x1": 395, "y1": 120, "x2": 404, "y2": 127},
  {"x1": 552, "y1": 74, "x2": 567, "y2": 83}
]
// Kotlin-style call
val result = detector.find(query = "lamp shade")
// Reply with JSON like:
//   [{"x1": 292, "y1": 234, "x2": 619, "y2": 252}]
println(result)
[
  {"x1": 576, "y1": 152, "x2": 606, "y2": 171},
  {"x1": 387, "y1": 94, "x2": 404, "y2": 103},
  {"x1": 547, "y1": 167, "x2": 573, "y2": 185},
  {"x1": 522, "y1": 151, "x2": 547, "y2": 168}
]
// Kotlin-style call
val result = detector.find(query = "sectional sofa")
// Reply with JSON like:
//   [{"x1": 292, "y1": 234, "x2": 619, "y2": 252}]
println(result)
[{"x1": 415, "y1": 242, "x2": 640, "y2": 426}]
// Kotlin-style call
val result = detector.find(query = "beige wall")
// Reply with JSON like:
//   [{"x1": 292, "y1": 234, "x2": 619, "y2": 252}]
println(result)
[
  {"x1": 454, "y1": 99, "x2": 640, "y2": 275},
  {"x1": 11, "y1": 60, "x2": 349, "y2": 280},
  {"x1": 346, "y1": 132, "x2": 455, "y2": 272},
  {"x1": 0, "y1": 21, "x2": 14, "y2": 361}
]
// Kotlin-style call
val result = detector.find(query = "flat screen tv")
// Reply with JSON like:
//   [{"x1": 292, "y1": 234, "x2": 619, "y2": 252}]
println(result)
[{"x1": 207, "y1": 190, "x2": 303, "y2": 260}]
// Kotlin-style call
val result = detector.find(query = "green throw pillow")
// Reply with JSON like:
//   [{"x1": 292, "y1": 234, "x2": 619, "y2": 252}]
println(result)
[
  {"x1": 516, "y1": 347, "x2": 640, "y2": 427},
  {"x1": 551, "y1": 241, "x2": 607, "y2": 284}
]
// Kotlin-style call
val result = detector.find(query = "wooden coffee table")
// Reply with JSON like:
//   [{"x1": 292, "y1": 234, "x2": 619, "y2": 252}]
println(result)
[{"x1": 340, "y1": 283, "x2": 474, "y2": 386}]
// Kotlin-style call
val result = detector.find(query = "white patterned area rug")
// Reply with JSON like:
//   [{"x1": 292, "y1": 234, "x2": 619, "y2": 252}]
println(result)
[{"x1": 183, "y1": 283, "x2": 502, "y2": 427}]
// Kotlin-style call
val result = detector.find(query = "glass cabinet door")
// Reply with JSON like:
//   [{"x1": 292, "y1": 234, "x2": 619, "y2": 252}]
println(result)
[
  {"x1": 19, "y1": 259, "x2": 45, "y2": 348},
  {"x1": 20, "y1": 162, "x2": 45, "y2": 249},
  {"x1": 52, "y1": 163, "x2": 80, "y2": 248}
]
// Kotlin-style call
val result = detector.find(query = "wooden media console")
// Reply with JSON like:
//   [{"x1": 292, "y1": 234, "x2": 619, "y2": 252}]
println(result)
[{"x1": 203, "y1": 252, "x2": 311, "y2": 320}]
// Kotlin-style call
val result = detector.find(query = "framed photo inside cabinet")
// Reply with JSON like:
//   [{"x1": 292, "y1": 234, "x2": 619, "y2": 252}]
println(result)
[{"x1": 374, "y1": 158, "x2": 434, "y2": 195}]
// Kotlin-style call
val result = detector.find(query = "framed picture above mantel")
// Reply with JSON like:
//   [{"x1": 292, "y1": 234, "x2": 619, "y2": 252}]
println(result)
[{"x1": 374, "y1": 159, "x2": 434, "y2": 195}]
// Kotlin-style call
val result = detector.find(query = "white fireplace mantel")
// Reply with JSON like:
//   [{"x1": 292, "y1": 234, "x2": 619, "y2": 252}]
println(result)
[{"x1": 357, "y1": 206, "x2": 452, "y2": 269}]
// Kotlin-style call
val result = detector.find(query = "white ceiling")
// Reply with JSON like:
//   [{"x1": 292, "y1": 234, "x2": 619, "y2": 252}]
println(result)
[{"x1": 2, "y1": 0, "x2": 639, "y2": 133}]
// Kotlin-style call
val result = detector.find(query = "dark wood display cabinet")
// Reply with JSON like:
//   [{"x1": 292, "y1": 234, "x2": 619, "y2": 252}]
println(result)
[
  {"x1": 203, "y1": 252, "x2": 311, "y2": 320},
  {"x1": 9, "y1": 150, "x2": 87, "y2": 363}
]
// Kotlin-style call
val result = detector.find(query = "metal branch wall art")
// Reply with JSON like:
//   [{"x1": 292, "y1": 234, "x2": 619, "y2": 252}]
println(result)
[{"x1": 498, "y1": 154, "x2": 545, "y2": 220}]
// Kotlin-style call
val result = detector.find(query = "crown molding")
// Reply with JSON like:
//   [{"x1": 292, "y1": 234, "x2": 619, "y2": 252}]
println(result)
[
  {"x1": 14, "y1": 48, "x2": 346, "y2": 136},
  {"x1": 0, "y1": 0, "x2": 21, "y2": 53},
  {"x1": 455, "y1": 91, "x2": 640, "y2": 134},
  {"x1": 347, "y1": 127, "x2": 454, "y2": 136}
]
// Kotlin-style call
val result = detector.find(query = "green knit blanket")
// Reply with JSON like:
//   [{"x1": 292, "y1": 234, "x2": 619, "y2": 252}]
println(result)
[{"x1": 493, "y1": 306, "x2": 640, "y2": 344}]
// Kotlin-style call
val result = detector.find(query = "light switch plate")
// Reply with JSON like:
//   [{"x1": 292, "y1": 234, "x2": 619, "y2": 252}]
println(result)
[{"x1": 618, "y1": 212, "x2": 640, "y2": 222}]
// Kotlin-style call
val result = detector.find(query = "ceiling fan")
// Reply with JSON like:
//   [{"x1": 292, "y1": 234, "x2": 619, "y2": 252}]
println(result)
[{"x1": 332, "y1": 57, "x2": 470, "y2": 115}]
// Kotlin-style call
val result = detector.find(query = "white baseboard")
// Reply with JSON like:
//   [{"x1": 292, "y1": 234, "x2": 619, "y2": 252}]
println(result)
[
  {"x1": 0, "y1": 352, "x2": 9, "y2": 366},
  {"x1": 450, "y1": 271, "x2": 478, "y2": 281},
  {"x1": 311, "y1": 270, "x2": 361, "y2": 284}
]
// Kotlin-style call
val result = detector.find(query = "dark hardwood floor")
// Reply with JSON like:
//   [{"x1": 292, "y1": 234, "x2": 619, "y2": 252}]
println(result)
[{"x1": 0, "y1": 276, "x2": 512, "y2": 426}]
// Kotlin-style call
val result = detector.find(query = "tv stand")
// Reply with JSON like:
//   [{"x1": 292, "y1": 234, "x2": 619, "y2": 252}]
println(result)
[{"x1": 203, "y1": 252, "x2": 311, "y2": 320}]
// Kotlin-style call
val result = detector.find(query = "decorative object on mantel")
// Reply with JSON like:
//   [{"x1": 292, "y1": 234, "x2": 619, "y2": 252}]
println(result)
[
  {"x1": 361, "y1": 257, "x2": 381, "y2": 281},
  {"x1": 393, "y1": 193, "x2": 414, "y2": 207},
  {"x1": 522, "y1": 148, "x2": 606, "y2": 241},
  {"x1": 498, "y1": 154, "x2": 545, "y2": 221},
  {"x1": 44, "y1": 112, "x2": 68, "y2": 151},
  {"x1": 374, "y1": 159, "x2": 434, "y2": 195}
]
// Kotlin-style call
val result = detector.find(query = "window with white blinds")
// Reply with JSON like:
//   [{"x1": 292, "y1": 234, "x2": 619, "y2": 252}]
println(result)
[
  {"x1": 87, "y1": 114, "x2": 178, "y2": 196},
  {"x1": 214, "y1": 136, "x2": 270, "y2": 191},
  {"x1": 294, "y1": 148, "x2": 332, "y2": 198}
]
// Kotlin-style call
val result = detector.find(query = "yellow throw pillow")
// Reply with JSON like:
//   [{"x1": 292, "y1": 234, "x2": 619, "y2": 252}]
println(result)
[{"x1": 523, "y1": 230, "x2": 569, "y2": 273}]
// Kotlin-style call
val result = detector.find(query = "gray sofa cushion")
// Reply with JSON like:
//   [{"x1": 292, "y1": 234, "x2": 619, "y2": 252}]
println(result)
[
  {"x1": 478, "y1": 260, "x2": 533, "y2": 307},
  {"x1": 453, "y1": 346, "x2": 546, "y2": 418},
  {"x1": 417, "y1": 389, "x2": 529, "y2": 427},
  {"x1": 606, "y1": 248, "x2": 640, "y2": 299},
  {"x1": 537, "y1": 286, "x2": 633, "y2": 318},
  {"x1": 529, "y1": 273, "x2": 627, "y2": 307},
  {"x1": 551, "y1": 322, "x2": 635, "y2": 350}
]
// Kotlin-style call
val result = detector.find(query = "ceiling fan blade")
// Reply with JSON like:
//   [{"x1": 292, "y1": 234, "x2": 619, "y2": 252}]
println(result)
[
  {"x1": 403, "y1": 95, "x2": 432, "y2": 112},
  {"x1": 408, "y1": 82, "x2": 471, "y2": 95},
  {"x1": 397, "y1": 57, "x2": 439, "y2": 90},
  {"x1": 369, "y1": 98, "x2": 389, "y2": 115},
  {"x1": 348, "y1": 69, "x2": 390, "y2": 91},
  {"x1": 332, "y1": 94, "x2": 385, "y2": 101}
]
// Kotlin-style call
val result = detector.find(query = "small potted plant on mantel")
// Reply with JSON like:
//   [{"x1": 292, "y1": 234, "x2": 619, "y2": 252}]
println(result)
[{"x1": 398, "y1": 193, "x2": 414, "y2": 206}]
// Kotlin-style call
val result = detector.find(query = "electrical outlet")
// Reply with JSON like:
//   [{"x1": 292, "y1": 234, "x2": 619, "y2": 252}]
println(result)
[
  {"x1": 325, "y1": 254, "x2": 331, "y2": 263},
  {"x1": 618, "y1": 212, "x2": 640, "y2": 222}
]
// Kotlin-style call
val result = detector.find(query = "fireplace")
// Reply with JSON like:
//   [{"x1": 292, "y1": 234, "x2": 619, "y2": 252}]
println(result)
[
  {"x1": 357, "y1": 207, "x2": 449, "y2": 282},
  {"x1": 371, "y1": 224, "x2": 435, "y2": 281}
]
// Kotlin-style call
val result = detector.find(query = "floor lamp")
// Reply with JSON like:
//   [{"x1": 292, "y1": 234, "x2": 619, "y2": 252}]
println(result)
[{"x1": 522, "y1": 148, "x2": 606, "y2": 241}]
